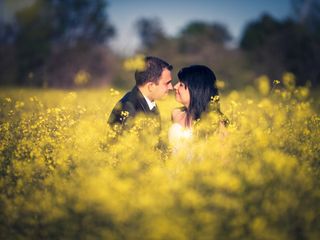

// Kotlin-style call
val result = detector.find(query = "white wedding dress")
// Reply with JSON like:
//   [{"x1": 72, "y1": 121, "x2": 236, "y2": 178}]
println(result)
[{"x1": 168, "y1": 123, "x2": 193, "y2": 153}]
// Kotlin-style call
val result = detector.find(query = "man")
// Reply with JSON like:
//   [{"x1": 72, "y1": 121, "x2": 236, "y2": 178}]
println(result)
[{"x1": 108, "y1": 56, "x2": 173, "y2": 132}]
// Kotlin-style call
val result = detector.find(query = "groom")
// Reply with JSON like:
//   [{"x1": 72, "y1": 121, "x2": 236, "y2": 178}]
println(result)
[{"x1": 108, "y1": 56, "x2": 173, "y2": 132}]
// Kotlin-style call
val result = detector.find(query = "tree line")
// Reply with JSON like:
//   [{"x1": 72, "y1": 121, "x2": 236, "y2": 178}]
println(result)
[{"x1": 0, "y1": 0, "x2": 319, "y2": 89}]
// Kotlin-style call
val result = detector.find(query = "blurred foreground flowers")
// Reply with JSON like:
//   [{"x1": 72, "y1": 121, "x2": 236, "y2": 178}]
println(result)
[{"x1": 0, "y1": 83, "x2": 320, "y2": 239}]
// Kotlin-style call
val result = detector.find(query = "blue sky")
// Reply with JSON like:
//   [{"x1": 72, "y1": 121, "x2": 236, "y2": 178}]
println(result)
[{"x1": 108, "y1": 0, "x2": 292, "y2": 55}]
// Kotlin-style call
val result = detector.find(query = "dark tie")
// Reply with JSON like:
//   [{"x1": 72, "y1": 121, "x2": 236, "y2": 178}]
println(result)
[
  {"x1": 150, "y1": 106, "x2": 160, "y2": 119},
  {"x1": 151, "y1": 106, "x2": 157, "y2": 113}
]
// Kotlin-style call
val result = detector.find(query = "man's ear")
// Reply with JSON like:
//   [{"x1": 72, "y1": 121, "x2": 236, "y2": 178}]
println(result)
[{"x1": 147, "y1": 82, "x2": 155, "y2": 92}]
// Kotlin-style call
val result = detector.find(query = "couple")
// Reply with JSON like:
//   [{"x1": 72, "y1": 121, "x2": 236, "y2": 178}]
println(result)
[{"x1": 108, "y1": 56, "x2": 227, "y2": 145}]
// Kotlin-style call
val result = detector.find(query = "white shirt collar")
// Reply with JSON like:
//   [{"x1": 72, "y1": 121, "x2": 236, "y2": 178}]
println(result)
[{"x1": 142, "y1": 95, "x2": 156, "y2": 110}]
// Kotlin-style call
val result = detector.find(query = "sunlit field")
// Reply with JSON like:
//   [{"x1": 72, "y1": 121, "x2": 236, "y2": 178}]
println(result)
[{"x1": 1, "y1": 76, "x2": 320, "y2": 239}]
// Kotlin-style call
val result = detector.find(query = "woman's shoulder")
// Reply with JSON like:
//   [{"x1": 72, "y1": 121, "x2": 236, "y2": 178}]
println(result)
[{"x1": 171, "y1": 107, "x2": 186, "y2": 123}]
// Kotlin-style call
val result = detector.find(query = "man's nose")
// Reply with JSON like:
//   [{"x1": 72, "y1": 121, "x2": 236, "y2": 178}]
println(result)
[
  {"x1": 173, "y1": 83, "x2": 178, "y2": 90},
  {"x1": 168, "y1": 83, "x2": 173, "y2": 90}
]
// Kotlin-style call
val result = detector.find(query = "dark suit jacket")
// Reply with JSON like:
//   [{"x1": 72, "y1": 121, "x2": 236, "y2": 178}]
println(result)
[{"x1": 108, "y1": 86, "x2": 161, "y2": 130}]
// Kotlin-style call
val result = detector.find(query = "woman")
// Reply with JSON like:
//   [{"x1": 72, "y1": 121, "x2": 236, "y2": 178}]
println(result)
[{"x1": 169, "y1": 65, "x2": 228, "y2": 145}]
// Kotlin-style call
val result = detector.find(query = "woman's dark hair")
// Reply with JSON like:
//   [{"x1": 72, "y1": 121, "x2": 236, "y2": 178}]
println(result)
[
  {"x1": 135, "y1": 56, "x2": 173, "y2": 86},
  {"x1": 177, "y1": 65, "x2": 220, "y2": 124}
]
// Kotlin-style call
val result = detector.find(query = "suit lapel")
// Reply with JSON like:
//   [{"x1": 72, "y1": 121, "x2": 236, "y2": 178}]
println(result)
[
  {"x1": 133, "y1": 86, "x2": 161, "y2": 131},
  {"x1": 132, "y1": 86, "x2": 152, "y2": 114}
]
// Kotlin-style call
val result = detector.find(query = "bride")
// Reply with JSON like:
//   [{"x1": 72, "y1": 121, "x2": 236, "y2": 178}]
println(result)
[{"x1": 169, "y1": 65, "x2": 228, "y2": 147}]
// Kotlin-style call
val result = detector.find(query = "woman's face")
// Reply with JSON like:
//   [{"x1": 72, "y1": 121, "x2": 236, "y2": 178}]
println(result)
[{"x1": 174, "y1": 81, "x2": 190, "y2": 108}]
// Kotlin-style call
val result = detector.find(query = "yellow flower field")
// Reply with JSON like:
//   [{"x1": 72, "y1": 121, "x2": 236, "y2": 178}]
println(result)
[{"x1": 0, "y1": 80, "x2": 320, "y2": 239}]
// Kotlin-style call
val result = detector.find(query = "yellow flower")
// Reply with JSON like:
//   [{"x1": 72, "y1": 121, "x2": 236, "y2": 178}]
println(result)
[
  {"x1": 256, "y1": 75, "x2": 270, "y2": 96},
  {"x1": 282, "y1": 72, "x2": 295, "y2": 90},
  {"x1": 74, "y1": 70, "x2": 90, "y2": 86},
  {"x1": 211, "y1": 95, "x2": 220, "y2": 102},
  {"x1": 216, "y1": 79, "x2": 226, "y2": 89},
  {"x1": 15, "y1": 101, "x2": 25, "y2": 109},
  {"x1": 273, "y1": 79, "x2": 280, "y2": 85},
  {"x1": 295, "y1": 87, "x2": 309, "y2": 100},
  {"x1": 110, "y1": 88, "x2": 120, "y2": 96},
  {"x1": 123, "y1": 54, "x2": 146, "y2": 71}
]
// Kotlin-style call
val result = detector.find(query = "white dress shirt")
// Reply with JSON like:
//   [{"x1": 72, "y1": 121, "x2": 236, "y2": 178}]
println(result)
[{"x1": 142, "y1": 95, "x2": 156, "y2": 111}]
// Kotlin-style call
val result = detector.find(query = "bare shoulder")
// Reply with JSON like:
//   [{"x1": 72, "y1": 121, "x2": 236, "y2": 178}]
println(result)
[{"x1": 171, "y1": 108, "x2": 186, "y2": 123}]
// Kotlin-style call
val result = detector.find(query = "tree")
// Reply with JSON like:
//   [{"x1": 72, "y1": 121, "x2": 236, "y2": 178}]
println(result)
[
  {"x1": 181, "y1": 21, "x2": 231, "y2": 44},
  {"x1": 240, "y1": 13, "x2": 320, "y2": 86},
  {"x1": 50, "y1": 0, "x2": 115, "y2": 46},
  {"x1": 9, "y1": 0, "x2": 115, "y2": 87},
  {"x1": 240, "y1": 14, "x2": 282, "y2": 51},
  {"x1": 178, "y1": 21, "x2": 232, "y2": 53},
  {"x1": 134, "y1": 19, "x2": 251, "y2": 90},
  {"x1": 292, "y1": 0, "x2": 320, "y2": 36},
  {"x1": 0, "y1": 20, "x2": 18, "y2": 85},
  {"x1": 136, "y1": 17, "x2": 166, "y2": 50}
]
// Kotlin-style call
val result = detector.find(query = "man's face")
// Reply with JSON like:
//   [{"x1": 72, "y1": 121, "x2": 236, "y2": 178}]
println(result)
[{"x1": 149, "y1": 68, "x2": 173, "y2": 101}]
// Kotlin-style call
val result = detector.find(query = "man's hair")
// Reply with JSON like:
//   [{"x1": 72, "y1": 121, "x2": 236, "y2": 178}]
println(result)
[{"x1": 135, "y1": 56, "x2": 172, "y2": 86}]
